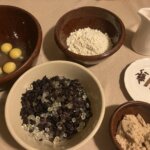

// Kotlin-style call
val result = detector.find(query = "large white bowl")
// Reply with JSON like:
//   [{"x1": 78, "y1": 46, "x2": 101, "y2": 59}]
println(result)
[{"x1": 5, "y1": 61, "x2": 105, "y2": 150}]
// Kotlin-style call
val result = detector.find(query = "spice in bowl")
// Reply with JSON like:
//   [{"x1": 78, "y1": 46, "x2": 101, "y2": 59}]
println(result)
[
  {"x1": 20, "y1": 76, "x2": 92, "y2": 144},
  {"x1": 66, "y1": 27, "x2": 113, "y2": 56}
]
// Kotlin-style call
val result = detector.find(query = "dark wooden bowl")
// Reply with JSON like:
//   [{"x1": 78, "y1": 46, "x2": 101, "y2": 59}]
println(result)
[
  {"x1": 110, "y1": 101, "x2": 150, "y2": 149},
  {"x1": 54, "y1": 6, "x2": 125, "y2": 66},
  {"x1": 0, "y1": 5, "x2": 42, "y2": 88}
]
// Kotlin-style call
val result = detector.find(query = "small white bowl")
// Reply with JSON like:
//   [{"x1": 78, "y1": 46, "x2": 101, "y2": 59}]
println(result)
[{"x1": 5, "y1": 61, "x2": 105, "y2": 150}]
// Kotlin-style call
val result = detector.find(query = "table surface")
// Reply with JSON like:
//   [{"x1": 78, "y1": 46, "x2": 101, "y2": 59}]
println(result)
[{"x1": 0, "y1": 0, "x2": 150, "y2": 150}]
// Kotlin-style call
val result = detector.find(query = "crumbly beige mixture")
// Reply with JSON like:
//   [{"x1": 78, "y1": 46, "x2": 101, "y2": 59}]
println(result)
[{"x1": 116, "y1": 114, "x2": 150, "y2": 150}]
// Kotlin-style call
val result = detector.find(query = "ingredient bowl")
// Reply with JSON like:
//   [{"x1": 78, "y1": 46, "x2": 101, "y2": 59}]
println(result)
[
  {"x1": 54, "y1": 6, "x2": 125, "y2": 66},
  {"x1": 5, "y1": 60, "x2": 105, "y2": 150},
  {"x1": 110, "y1": 101, "x2": 150, "y2": 150},
  {"x1": 0, "y1": 5, "x2": 42, "y2": 87}
]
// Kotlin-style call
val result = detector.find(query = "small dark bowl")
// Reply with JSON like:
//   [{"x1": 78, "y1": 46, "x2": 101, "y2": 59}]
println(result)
[
  {"x1": 110, "y1": 101, "x2": 150, "y2": 149},
  {"x1": 0, "y1": 5, "x2": 42, "y2": 88},
  {"x1": 54, "y1": 6, "x2": 125, "y2": 66}
]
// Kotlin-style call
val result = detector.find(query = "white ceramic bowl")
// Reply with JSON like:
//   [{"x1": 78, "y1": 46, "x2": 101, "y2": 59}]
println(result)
[{"x1": 5, "y1": 61, "x2": 105, "y2": 150}]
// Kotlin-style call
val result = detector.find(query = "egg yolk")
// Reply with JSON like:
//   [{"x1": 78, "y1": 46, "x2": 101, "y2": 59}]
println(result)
[
  {"x1": 9, "y1": 48, "x2": 22, "y2": 59},
  {"x1": 3, "y1": 62, "x2": 16, "y2": 74},
  {"x1": 0, "y1": 67, "x2": 3, "y2": 75},
  {"x1": 1, "y1": 43, "x2": 13, "y2": 54}
]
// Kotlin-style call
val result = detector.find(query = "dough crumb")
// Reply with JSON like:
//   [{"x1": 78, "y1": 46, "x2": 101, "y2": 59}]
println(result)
[{"x1": 116, "y1": 114, "x2": 150, "y2": 150}]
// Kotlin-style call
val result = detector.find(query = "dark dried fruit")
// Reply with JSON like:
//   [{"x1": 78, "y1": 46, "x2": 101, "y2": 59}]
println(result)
[{"x1": 20, "y1": 76, "x2": 92, "y2": 142}]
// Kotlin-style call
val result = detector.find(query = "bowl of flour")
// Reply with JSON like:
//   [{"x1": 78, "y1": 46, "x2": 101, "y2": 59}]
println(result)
[{"x1": 54, "y1": 6, "x2": 125, "y2": 65}]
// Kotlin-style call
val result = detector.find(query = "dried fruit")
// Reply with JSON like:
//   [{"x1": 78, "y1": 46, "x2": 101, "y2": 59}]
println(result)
[{"x1": 21, "y1": 76, "x2": 92, "y2": 143}]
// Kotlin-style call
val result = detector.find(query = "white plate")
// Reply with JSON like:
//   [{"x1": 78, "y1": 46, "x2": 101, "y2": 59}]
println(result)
[{"x1": 124, "y1": 58, "x2": 150, "y2": 103}]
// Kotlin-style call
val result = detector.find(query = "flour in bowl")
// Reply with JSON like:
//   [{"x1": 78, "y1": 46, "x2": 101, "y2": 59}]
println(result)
[{"x1": 66, "y1": 27, "x2": 112, "y2": 56}]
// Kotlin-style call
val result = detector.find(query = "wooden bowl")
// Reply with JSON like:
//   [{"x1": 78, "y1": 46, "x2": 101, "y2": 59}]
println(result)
[
  {"x1": 54, "y1": 6, "x2": 125, "y2": 66},
  {"x1": 110, "y1": 101, "x2": 150, "y2": 149},
  {"x1": 0, "y1": 5, "x2": 42, "y2": 87}
]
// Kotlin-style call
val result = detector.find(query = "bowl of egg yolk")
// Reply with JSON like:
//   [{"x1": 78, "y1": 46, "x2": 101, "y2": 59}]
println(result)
[{"x1": 0, "y1": 5, "x2": 42, "y2": 88}]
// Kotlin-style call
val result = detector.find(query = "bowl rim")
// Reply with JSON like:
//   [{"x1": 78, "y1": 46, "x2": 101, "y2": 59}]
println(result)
[
  {"x1": 54, "y1": 6, "x2": 125, "y2": 61},
  {"x1": 5, "y1": 60, "x2": 105, "y2": 150},
  {"x1": 109, "y1": 101, "x2": 150, "y2": 149},
  {"x1": 0, "y1": 5, "x2": 42, "y2": 85}
]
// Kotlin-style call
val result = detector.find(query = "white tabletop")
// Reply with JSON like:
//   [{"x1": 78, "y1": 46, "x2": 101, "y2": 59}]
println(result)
[{"x1": 0, "y1": 0, "x2": 150, "y2": 150}]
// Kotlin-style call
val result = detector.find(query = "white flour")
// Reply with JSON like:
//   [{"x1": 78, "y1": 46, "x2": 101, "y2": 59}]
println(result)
[{"x1": 66, "y1": 27, "x2": 112, "y2": 56}]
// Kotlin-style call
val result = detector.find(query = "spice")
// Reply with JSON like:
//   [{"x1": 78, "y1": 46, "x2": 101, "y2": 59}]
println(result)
[
  {"x1": 20, "y1": 76, "x2": 92, "y2": 143},
  {"x1": 144, "y1": 77, "x2": 150, "y2": 87},
  {"x1": 135, "y1": 69, "x2": 149, "y2": 84},
  {"x1": 66, "y1": 27, "x2": 112, "y2": 56}
]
